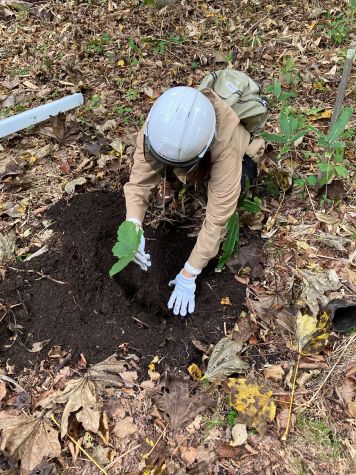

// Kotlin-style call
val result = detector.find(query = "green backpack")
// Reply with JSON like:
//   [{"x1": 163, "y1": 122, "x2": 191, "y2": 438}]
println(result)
[{"x1": 198, "y1": 69, "x2": 268, "y2": 134}]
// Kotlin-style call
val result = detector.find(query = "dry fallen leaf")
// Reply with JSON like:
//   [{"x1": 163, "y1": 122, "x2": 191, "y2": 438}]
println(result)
[
  {"x1": 64, "y1": 177, "x2": 87, "y2": 194},
  {"x1": 0, "y1": 382, "x2": 6, "y2": 401},
  {"x1": 263, "y1": 364, "x2": 285, "y2": 382},
  {"x1": 39, "y1": 355, "x2": 126, "y2": 437},
  {"x1": 180, "y1": 446, "x2": 197, "y2": 465},
  {"x1": 0, "y1": 412, "x2": 61, "y2": 475},
  {"x1": 276, "y1": 408, "x2": 295, "y2": 435},
  {"x1": 113, "y1": 416, "x2": 137, "y2": 439},
  {"x1": 227, "y1": 378, "x2": 276, "y2": 433},
  {"x1": 230, "y1": 423, "x2": 247, "y2": 446},
  {"x1": 348, "y1": 401, "x2": 356, "y2": 418},
  {"x1": 153, "y1": 375, "x2": 214, "y2": 429},
  {"x1": 314, "y1": 212, "x2": 340, "y2": 225},
  {"x1": 203, "y1": 336, "x2": 249, "y2": 383},
  {"x1": 0, "y1": 230, "x2": 16, "y2": 265},
  {"x1": 28, "y1": 339, "x2": 51, "y2": 353},
  {"x1": 294, "y1": 268, "x2": 341, "y2": 315}
]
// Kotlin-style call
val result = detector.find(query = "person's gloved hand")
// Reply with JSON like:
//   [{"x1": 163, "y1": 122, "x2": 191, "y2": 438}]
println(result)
[
  {"x1": 127, "y1": 218, "x2": 151, "y2": 271},
  {"x1": 168, "y1": 271, "x2": 196, "y2": 317}
]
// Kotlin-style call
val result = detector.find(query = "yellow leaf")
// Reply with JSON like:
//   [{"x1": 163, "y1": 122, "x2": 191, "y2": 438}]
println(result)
[
  {"x1": 307, "y1": 20, "x2": 317, "y2": 31},
  {"x1": 309, "y1": 110, "x2": 332, "y2": 121},
  {"x1": 117, "y1": 59, "x2": 125, "y2": 67},
  {"x1": 312, "y1": 81, "x2": 326, "y2": 91},
  {"x1": 220, "y1": 296, "x2": 232, "y2": 305},
  {"x1": 145, "y1": 437, "x2": 154, "y2": 447},
  {"x1": 148, "y1": 355, "x2": 159, "y2": 372},
  {"x1": 227, "y1": 378, "x2": 276, "y2": 433},
  {"x1": 188, "y1": 363, "x2": 202, "y2": 382},
  {"x1": 296, "y1": 311, "x2": 330, "y2": 354}
]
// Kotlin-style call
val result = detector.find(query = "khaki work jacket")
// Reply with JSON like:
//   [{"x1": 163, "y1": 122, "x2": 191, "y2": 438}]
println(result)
[{"x1": 124, "y1": 89, "x2": 264, "y2": 270}]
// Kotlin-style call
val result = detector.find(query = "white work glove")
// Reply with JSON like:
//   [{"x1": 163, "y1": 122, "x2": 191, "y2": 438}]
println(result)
[
  {"x1": 168, "y1": 272, "x2": 197, "y2": 317},
  {"x1": 127, "y1": 218, "x2": 151, "y2": 271}
]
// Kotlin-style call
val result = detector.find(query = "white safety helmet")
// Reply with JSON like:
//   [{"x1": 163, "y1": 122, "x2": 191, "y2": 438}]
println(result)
[{"x1": 144, "y1": 86, "x2": 216, "y2": 169}]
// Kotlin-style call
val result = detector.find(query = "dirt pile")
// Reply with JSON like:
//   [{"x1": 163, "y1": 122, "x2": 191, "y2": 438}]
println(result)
[{"x1": 0, "y1": 191, "x2": 245, "y2": 371}]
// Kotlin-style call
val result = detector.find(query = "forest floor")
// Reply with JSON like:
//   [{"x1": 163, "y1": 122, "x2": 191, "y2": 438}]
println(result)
[{"x1": 0, "y1": 0, "x2": 355, "y2": 474}]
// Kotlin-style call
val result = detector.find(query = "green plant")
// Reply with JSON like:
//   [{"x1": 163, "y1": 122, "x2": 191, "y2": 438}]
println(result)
[
  {"x1": 86, "y1": 33, "x2": 112, "y2": 53},
  {"x1": 85, "y1": 94, "x2": 101, "y2": 111},
  {"x1": 109, "y1": 221, "x2": 142, "y2": 276},
  {"x1": 226, "y1": 410, "x2": 238, "y2": 427},
  {"x1": 10, "y1": 68, "x2": 29, "y2": 78},
  {"x1": 296, "y1": 416, "x2": 342, "y2": 459},
  {"x1": 314, "y1": 107, "x2": 353, "y2": 186},
  {"x1": 204, "y1": 417, "x2": 225, "y2": 430},
  {"x1": 261, "y1": 109, "x2": 310, "y2": 160},
  {"x1": 128, "y1": 37, "x2": 141, "y2": 54},
  {"x1": 224, "y1": 52, "x2": 234, "y2": 63},
  {"x1": 125, "y1": 88, "x2": 140, "y2": 102},
  {"x1": 280, "y1": 56, "x2": 300, "y2": 86},
  {"x1": 114, "y1": 106, "x2": 133, "y2": 124},
  {"x1": 321, "y1": 14, "x2": 351, "y2": 45},
  {"x1": 265, "y1": 79, "x2": 296, "y2": 106},
  {"x1": 216, "y1": 213, "x2": 239, "y2": 271},
  {"x1": 150, "y1": 35, "x2": 186, "y2": 55}
]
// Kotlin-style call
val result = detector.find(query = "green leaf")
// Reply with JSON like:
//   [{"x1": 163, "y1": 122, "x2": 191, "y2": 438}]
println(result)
[
  {"x1": 327, "y1": 107, "x2": 353, "y2": 143},
  {"x1": 260, "y1": 132, "x2": 287, "y2": 144},
  {"x1": 109, "y1": 253, "x2": 134, "y2": 277},
  {"x1": 289, "y1": 128, "x2": 310, "y2": 145},
  {"x1": 335, "y1": 165, "x2": 348, "y2": 177},
  {"x1": 279, "y1": 110, "x2": 291, "y2": 138},
  {"x1": 216, "y1": 213, "x2": 239, "y2": 271},
  {"x1": 239, "y1": 197, "x2": 261, "y2": 213},
  {"x1": 306, "y1": 175, "x2": 317, "y2": 186},
  {"x1": 319, "y1": 162, "x2": 332, "y2": 173},
  {"x1": 109, "y1": 221, "x2": 143, "y2": 277}
]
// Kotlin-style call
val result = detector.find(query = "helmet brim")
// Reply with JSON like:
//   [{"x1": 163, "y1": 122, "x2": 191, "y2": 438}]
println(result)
[{"x1": 143, "y1": 135, "x2": 206, "y2": 173}]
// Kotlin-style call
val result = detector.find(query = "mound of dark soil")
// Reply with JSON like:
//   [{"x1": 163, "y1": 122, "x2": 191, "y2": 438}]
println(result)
[{"x1": 0, "y1": 191, "x2": 245, "y2": 372}]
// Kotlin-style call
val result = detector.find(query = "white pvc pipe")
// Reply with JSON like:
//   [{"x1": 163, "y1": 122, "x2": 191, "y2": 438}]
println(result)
[{"x1": 0, "y1": 93, "x2": 84, "y2": 138}]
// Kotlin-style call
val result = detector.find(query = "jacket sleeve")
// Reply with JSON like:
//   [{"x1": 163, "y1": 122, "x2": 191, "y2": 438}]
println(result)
[
  {"x1": 124, "y1": 125, "x2": 161, "y2": 223},
  {"x1": 187, "y1": 124, "x2": 251, "y2": 270}
]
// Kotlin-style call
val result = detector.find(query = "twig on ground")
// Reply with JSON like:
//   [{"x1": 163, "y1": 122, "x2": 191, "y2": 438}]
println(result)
[
  {"x1": 51, "y1": 415, "x2": 109, "y2": 475},
  {"x1": 143, "y1": 425, "x2": 168, "y2": 460},
  {"x1": 8, "y1": 267, "x2": 67, "y2": 285},
  {"x1": 281, "y1": 352, "x2": 301, "y2": 441},
  {"x1": 298, "y1": 334, "x2": 356, "y2": 412},
  {"x1": 104, "y1": 443, "x2": 141, "y2": 471},
  {"x1": 0, "y1": 374, "x2": 26, "y2": 392}
]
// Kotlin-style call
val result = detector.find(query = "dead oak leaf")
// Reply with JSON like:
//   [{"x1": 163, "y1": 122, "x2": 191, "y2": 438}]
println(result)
[
  {"x1": 153, "y1": 376, "x2": 214, "y2": 429},
  {"x1": 0, "y1": 412, "x2": 61, "y2": 475}
]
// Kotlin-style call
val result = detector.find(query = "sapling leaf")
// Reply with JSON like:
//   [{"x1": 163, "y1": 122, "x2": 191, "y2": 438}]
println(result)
[
  {"x1": 109, "y1": 221, "x2": 142, "y2": 277},
  {"x1": 327, "y1": 107, "x2": 352, "y2": 143},
  {"x1": 335, "y1": 165, "x2": 348, "y2": 177},
  {"x1": 216, "y1": 213, "x2": 239, "y2": 271},
  {"x1": 109, "y1": 254, "x2": 134, "y2": 276},
  {"x1": 289, "y1": 128, "x2": 310, "y2": 145},
  {"x1": 260, "y1": 132, "x2": 286, "y2": 144},
  {"x1": 279, "y1": 110, "x2": 291, "y2": 138}
]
